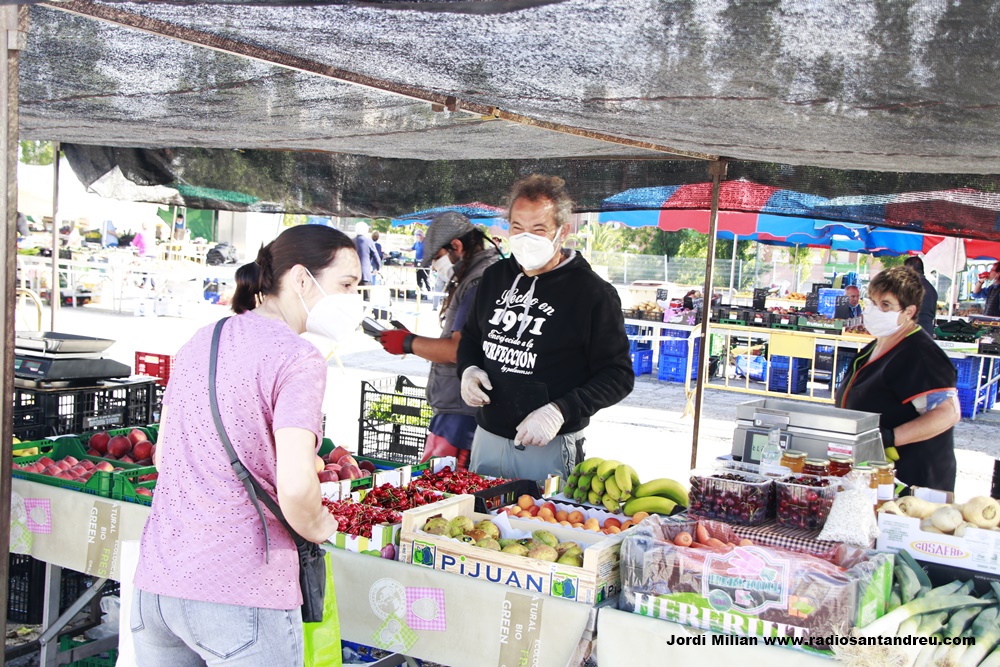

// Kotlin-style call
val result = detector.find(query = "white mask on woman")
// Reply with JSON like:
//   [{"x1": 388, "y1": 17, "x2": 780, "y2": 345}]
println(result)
[
  {"x1": 509, "y1": 230, "x2": 562, "y2": 271},
  {"x1": 298, "y1": 270, "x2": 364, "y2": 343},
  {"x1": 431, "y1": 253, "x2": 453, "y2": 277},
  {"x1": 864, "y1": 305, "x2": 906, "y2": 338}
]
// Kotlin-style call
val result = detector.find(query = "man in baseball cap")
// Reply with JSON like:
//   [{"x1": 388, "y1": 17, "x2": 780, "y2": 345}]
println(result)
[{"x1": 379, "y1": 212, "x2": 501, "y2": 470}]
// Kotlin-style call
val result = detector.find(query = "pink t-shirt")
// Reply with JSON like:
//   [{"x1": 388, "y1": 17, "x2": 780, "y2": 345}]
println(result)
[{"x1": 134, "y1": 311, "x2": 327, "y2": 610}]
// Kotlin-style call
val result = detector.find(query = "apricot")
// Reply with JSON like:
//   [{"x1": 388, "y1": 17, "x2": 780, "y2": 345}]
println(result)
[
  {"x1": 526, "y1": 505, "x2": 540, "y2": 517},
  {"x1": 538, "y1": 507, "x2": 555, "y2": 520},
  {"x1": 559, "y1": 520, "x2": 572, "y2": 527},
  {"x1": 583, "y1": 518, "x2": 601, "y2": 531},
  {"x1": 631, "y1": 511, "x2": 650, "y2": 523},
  {"x1": 517, "y1": 495, "x2": 536, "y2": 511},
  {"x1": 567, "y1": 510, "x2": 585, "y2": 524},
  {"x1": 620, "y1": 520, "x2": 634, "y2": 530},
  {"x1": 541, "y1": 502, "x2": 557, "y2": 515},
  {"x1": 555, "y1": 510, "x2": 569, "y2": 522},
  {"x1": 603, "y1": 517, "x2": 622, "y2": 529},
  {"x1": 571, "y1": 522, "x2": 584, "y2": 529},
  {"x1": 546, "y1": 517, "x2": 558, "y2": 524},
  {"x1": 606, "y1": 526, "x2": 621, "y2": 534}
]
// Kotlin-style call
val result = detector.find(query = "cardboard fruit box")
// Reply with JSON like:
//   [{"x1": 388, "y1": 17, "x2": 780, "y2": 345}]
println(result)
[
  {"x1": 399, "y1": 495, "x2": 623, "y2": 605},
  {"x1": 876, "y1": 512, "x2": 1000, "y2": 576}
]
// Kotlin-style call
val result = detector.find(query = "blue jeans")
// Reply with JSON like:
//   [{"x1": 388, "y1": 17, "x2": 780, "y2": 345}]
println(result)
[{"x1": 131, "y1": 589, "x2": 304, "y2": 667}]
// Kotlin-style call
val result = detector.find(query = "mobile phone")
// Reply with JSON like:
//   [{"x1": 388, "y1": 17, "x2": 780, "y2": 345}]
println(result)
[{"x1": 361, "y1": 317, "x2": 388, "y2": 338}]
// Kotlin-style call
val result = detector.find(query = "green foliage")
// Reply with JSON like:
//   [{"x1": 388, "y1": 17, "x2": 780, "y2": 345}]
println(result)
[
  {"x1": 370, "y1": 218, "x2": 392, "y2": 233},
  {"x1": 877, "y1": 255, "x2": 907, "y2": 269},
  {"x1": 19, "y1": 141, "x2": 54, "y2": 166}
]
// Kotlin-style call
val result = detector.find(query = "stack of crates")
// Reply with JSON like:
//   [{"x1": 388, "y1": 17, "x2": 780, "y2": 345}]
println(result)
[
  {"x1": 626, "y1": 323, "x2": 654, "y2": 376},
  {"x1": 952, "y1": 357, "x2": 988, "y2": 418},
  {"x1": 657, "y1": 330, "x2": 699, "y2": 382},
  {"x1": 768, "y1": 355, "x2": 811, "y2": 394},
  {"x1": 983, "y1": 358, "x2": 997, "y2": 411}
]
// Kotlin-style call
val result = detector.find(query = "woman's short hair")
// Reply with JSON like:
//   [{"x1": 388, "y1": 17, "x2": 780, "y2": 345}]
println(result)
[{"x1": 868, "y1": 266, "x2": 925, "y2": 311}]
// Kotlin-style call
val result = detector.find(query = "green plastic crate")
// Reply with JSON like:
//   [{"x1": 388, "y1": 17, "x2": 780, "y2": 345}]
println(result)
[
  {"x1": 59, "y1": 637, "x2": 118, "y2": 667},
  {"x1": 11, "y1": 438, "x2": 55, "y2": 458},
  {"x1": 12, "y1": 440, "x2": 143, "y2": 498},
  {"x1": 112, "y1": 464, "x2": 157, "y2": 506},
  {"x1": 68, "y1": 425, "x2": 158, "y2": 449}
]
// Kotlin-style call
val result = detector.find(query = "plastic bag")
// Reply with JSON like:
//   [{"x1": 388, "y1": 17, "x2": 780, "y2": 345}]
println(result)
[
  {"x1": 84, "y1": 596, "x2": 120, "y2": 640},
  {"x1": 303, "y1": 552, "x2": 341, "y2": 667},
  {"x1": 818, "y1": 471, "x2": 879, "y2": 547}
]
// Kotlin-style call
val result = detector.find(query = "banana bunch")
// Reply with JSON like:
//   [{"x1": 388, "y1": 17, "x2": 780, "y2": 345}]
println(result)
[
  {"x1": 562, "y1": 458, "x2": 639, "y2": 514},
  {"x1": 622, "y1": 478, "x2": 690, "y2": 517}
]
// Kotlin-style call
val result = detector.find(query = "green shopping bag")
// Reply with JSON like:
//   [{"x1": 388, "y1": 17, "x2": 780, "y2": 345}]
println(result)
[{"x1": 303, "y1": 552, "x2": 342, "y2": 667}]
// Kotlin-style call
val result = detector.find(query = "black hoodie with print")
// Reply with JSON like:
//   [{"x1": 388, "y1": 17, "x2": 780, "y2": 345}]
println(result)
[{"x1": 456, "y1": 251, "x2": 635, "y2": 439}]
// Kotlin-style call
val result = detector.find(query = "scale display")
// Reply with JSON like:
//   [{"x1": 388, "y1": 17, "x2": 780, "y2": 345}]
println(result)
[{"x1": 741, "y1": 429, "x2": 791, "y2": 464}]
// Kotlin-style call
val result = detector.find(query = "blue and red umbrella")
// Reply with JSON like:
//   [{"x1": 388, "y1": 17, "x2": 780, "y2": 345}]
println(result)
[{"x1": 391, "y1": 203, "x2": 507, "y2": 236}]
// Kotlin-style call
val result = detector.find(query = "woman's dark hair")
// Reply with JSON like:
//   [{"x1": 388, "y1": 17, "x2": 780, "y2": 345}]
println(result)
[
  {"x1": 440, "y1": 228, "x2": 495, "y2": 318},
  {"x1": 232, "y1": 225, "x2": 356, "y2": 314},
  {"x1": 868, "y1": 266, "x2": 925, "y2": 311}
]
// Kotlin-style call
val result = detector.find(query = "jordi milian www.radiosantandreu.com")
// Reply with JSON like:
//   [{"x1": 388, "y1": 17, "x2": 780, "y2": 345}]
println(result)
[{"x1": 664, "y1": 634, "x2": 977, "y2": 647}]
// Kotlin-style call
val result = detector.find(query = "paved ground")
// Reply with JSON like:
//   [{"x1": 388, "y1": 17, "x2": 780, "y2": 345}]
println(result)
[{"x1": 26, "y1": 298, "x2": 1000, "y2": 500}]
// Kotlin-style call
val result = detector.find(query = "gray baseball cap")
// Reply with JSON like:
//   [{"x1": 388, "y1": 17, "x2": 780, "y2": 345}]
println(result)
[{"x1": 421, "y1": 212, "x2": 475, "y2": 267}]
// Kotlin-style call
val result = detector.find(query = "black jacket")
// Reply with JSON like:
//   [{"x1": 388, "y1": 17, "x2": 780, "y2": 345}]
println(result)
[
  {"x1": 456, "y1": 251, "x2": 635, "y2": 439},
  {"x1": 916, "y1": 275, "x2": 938, "y2": 336}
]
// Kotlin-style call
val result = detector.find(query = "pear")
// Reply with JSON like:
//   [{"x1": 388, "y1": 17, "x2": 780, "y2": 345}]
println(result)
[
  {"x1": 423, "y1": 517, "x2": 449, "y2": 535},
  {"x1": 476, "y1": 538, "x2": 501, "y2": 551},
  {"x1": 555, "y1": 541, "x2": 580, "y2": 557},
  {"x1": 498, "y1": 538, "x2": 518, "y2": 549},
  {"x1": 532, "y1": 530, "x2": 558, "y2": 548},
  {"x1": 466, "y1": 529, "x2": 488, "y2": 542},
  {"x1": 527, "y1": 545, "x2": 559, "y2": 562},
  {"x1": 557, "y1": 553, "x2": 583, "y2": 567},
  {"x1": 448, "y1": 516, "x2": 474, "y2": 537},
  {"x1": 563, "y1": 546, "x2": 584, "y2": 560},
  {"x1": 501, "y1": 543, "x2": 530, "y2": 556},
  {"x1": 475, "y1": 520, "x2": 501, "y2": 540}
]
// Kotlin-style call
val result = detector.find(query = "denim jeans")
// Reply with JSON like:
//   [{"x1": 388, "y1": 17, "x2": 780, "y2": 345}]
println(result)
[{"x1": 131, "y1": 589, "x2": 303, "y2": 667}]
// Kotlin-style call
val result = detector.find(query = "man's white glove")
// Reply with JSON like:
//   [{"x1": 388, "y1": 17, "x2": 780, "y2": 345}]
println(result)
[
  {"x1": 461, "y1": 366, "x2": 492, "y2": 407},
  {"x1": 514, "y1": 403, "x2": 564, "y2": 447}
]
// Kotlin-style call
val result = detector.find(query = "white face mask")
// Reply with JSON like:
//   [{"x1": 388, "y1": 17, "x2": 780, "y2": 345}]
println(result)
[
  {"x1": 864, "y1": 305, "x2": 905, "y2": 338},
  {"x1": 509, "y1": 230, "x2": 563, "y2": 271},
  {"x1": 298, "y1": 270, "x2": 364, "y2": 343}
]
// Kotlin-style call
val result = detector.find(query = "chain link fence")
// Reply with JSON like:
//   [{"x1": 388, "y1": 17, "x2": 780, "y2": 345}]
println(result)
[{"x1": 589, "y1": 252, "x2": 769, "y2": 290}]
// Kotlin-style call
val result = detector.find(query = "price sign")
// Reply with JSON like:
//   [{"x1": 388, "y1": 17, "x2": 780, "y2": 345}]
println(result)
[
  {"x1": 655, "y1": 288, "x2": 670, "y2": 302},
  {"x1": 804, "y1": 293, "x2": 819, "y2": 313}
]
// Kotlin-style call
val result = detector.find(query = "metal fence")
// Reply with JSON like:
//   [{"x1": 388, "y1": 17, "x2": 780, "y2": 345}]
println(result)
[{"x1": 589, "y1": 252, "x2": 766, "y2": 290}]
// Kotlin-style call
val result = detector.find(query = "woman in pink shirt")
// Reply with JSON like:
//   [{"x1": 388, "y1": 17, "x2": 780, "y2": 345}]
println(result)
[{"x1": 132, "y1": 225, "x2": 362, "y2": 666}]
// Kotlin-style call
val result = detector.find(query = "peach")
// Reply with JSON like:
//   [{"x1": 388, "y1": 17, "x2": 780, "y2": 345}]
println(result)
[
  {"x1": 127, "y1": 428, "x2": 148, "y2": 446},
  {"x1": 538, "y1": 507, "x2": 555, "y2": 520},
  {"x1": 63, "y1": 456, "x2": 78, "y2": 466},
  {"x1": 318, "y1": 470, "x2": 339, "y2": 483},
  {"x1": 94, "y1": 461, "x2": 114, "y2": 473},
  {"x1": 516, "y1": 494, "x2": 535, "y2": 511},
  {"x1": 337, "y1": 454, "x2": 359, "y2": 469},
  {"x1": 340, "y1": 464, "x2": 362, "y2": 480},
  {"x1": 606, "y1": 526, "x2": 621, "y2": 534},
  {"x1": 526, "y1": 505, "x2": 540, "y2": 517},
  {"x1": 546, "y1": 517, "x2": 558, "y2": 524},
  {"x1": 327, "y1": 446, "x2": 351, "y2": 464},
  {"x1": 37, "y1": 457, "x2": 55, "y2": 468},
  {"x1": 567, "y1": 510, "x2": 585, "y2": 524},
  {"x1": 555, "y1": 510, "x2": 569, "y2": 522},
  {"x1": 631, "y1": 511, "x2": 650, "y2": 523},
  {"x1": 87, "y1": 448, "x2": 102, "y2": 457},
  {"x1": 541, "y1": 502, "x2": 557, "y2": 515},
  {"x1": 571, "y1": 522, "x2": 583, "y2": 529},
  {"x1": 120, "y1": 455, "x2": 135, "y2": 464},
  {"x1": 559, "y1": 520, "x2": 572, "y2": 527},
  {"x1": 133, "y1": 441, "x2": 154, "y2": 462},
  {"x1": 620, "y1": 520, "x2": 634, "y2": 530},
  {"x1": 135, "y1": 488, "x2": 153, "y2": 497},
  {"x1": 88, "y1": 432, "x2": 110, "y2": 455},
  {"x1": 603, "y1": 517, "x2": 622, "y2": 529},
  {"x1": 583, "y1": 518, "x2": 601, "y2": 532},
  {"x1": 108, "y1": 436, "x2": 131, "y2": 459},
  {"x1": 314, "y1": 456, "x2": 326, "y2": 473}
]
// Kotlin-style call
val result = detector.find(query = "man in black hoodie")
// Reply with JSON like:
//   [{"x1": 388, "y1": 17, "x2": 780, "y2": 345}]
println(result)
[{"x1": 456, "y1": 175, "x2": 635, "y2": 482}]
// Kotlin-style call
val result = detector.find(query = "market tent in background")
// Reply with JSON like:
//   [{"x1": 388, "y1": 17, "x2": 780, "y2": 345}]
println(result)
[{"x1": 391, "y1": 203, "x2": 508, "y2": 236}]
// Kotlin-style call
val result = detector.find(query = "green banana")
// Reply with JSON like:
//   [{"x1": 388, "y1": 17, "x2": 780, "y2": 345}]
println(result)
[
  {"x1": 596, "y1": 459, "x2": 621, "y2": 482},
  {"x1": 573, "y1": 462, "x2": 583, "y2": 475},
  {"x1": 573, "y1": 486, "x2": 588, "y2": 502},
  {"x1": 602, "y1": 494, "x2": 621, "y2": 513},
  {"x1": 567, "y1": 473, "x2": 580, "y2": 487},
  {"x1": 623, "y1": 496, "x2": 677, "y2": 517},
  {"x1": 629, "y1": 468, "x2": 640, "y2": 487},
  {"x1": 615, "y1": 465, "x2": 635, "y2": 495},
  {"x1": 578, "y1": 458, "x2": 604, "y2": 475},
  {"x1": 588, "y1": 490, "x2": 601, "y2": 505},
  {"x1": 605, "y1": 475, "x2": 622, "y2": 501},
  {"x1": 578, "y1": 473, "x2": 594, "y2": 491},
  {"x1": 591, "y1": 475, "x2": 605, "y2": 495},
  {"x1": 634, "y1": 478, "x2": 689, "y2": 507},
  {"x1": 563, "y1": 481, "x2": 577, "y2": 495}
]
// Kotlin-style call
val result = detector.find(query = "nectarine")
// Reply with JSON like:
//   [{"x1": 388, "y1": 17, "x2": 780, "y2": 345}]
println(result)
[
  {"x1": 127, "y1": 428, "x2": 148, "y2": 446},
  {"x1": 88, "y1": 432, "x2": 110, "y2": 455}
]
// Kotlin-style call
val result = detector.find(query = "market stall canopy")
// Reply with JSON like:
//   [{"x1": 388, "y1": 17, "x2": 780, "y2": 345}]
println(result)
[
  {"x1": 16, "y1": 1, "x2": 1000, "y2": 174},
  {"x1": 390, "y1": 203, "x2": 507, "y2": 228}
]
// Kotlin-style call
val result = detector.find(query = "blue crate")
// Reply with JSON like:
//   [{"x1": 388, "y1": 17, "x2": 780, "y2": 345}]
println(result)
[
  {"x1": 624, "y1": 324, "x2": 640, "y2": 336},
  {"x1": 989, "y1": 383, "x2": 997, "y2": 410},
  {"x1": 734, "y1": 355, "x2": 767, "y2": 382},
  {"x1": 661, "y1": 327, "x2": 691, "y2": 339},
  {"x1": 658, "y1": 354, "x2": 698, "y2": 382},
  {"x1": 631, "y1": 349, "x2": 654, "y2": 376},
  {"x1": 629, "y1": 339, "x2": 653, "y2": 354},
  {"x1": 660, "y1": 337, "x2": 700, "y2": 358},
  {"x1": 958, "y1": 386, "x2": 989, "y2": 419},
  {"x1": 769, "y1": 355, "x2": 812, "y2": 373},
  {"x1": 768, "y1": 368, "x2": 810, "y2": 394},
  {"x1": 818, "y1": 288, "x2": 845, "y2": 319},
  {"x1": 953, "y1": 357, "x2": 981, "y2": 389}
]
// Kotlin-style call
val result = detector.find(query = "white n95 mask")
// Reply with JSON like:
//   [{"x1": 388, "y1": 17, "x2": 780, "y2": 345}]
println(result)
[
  {"x1": 298, "y1": 271, "x2": 364, "y2": 343},
  {"x1": 509, "y1": 231, "x2": 560, "y2": 271}
]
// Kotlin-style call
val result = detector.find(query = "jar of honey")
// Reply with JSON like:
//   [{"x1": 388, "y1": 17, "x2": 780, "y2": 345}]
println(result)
[
  {"x1": 780, "y1": 450, "x2": 807, "y2": 473},
  {"x1": 802, "y1": 458, "x2": 830, "y2": 476},
  {"x1": 828, "y1": 454, "x2": 854, "y2": 477},
  {"x1": 852, "y1": 464, "x2": 877, "y2": 507},
  {"x1": 870, "y1": 460, "x2": 895, "y2": 507}
]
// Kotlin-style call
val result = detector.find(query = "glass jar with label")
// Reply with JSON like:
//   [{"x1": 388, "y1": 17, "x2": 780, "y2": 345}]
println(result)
[
  {"x1": 851, "y1": 464, "x2": 877, "y2": 508},
  {"x1": 828, "y1": 454, "x2": 854, "y2": 477},
  {"x1": 802, "y1": 458, "x2": 830, "y2": 476},
  {"x1": 780, "y1": 450, "x2": 807, "y2": 474},
  {"x1": 870, "y1": 460, "x2": 895, "y2": 507}
]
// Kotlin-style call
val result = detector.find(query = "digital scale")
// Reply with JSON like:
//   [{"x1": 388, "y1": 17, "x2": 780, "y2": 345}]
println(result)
[
  {"x1": 731, "y1": 397, "x2": 885, "y2": 465},
  {"x1": 14, "y1": 332, "x2": 132, "y2": 387}
]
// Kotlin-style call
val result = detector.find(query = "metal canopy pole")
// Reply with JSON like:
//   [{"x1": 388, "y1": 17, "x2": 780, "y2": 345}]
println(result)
[
  {"x1": 50, "y1": 141, "x2": 59, "y2": 331},
  {"x1": 729, "y1": 234, "x2": 738, "y2": 295},
  {"x1": 948, "y1": 238, "x2": 960, "y2": 320},
  {"x1": 690, "y1": 160, "x2": 727, "y2": 470},
  {"x1": 1, "y1": 4, "x2": 27, "y2": 636}
]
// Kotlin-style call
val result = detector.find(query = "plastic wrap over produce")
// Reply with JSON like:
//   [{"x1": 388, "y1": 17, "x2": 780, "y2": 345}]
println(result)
[{"x1": 619, "y1": 515, "x2": 892, "y2": 655}]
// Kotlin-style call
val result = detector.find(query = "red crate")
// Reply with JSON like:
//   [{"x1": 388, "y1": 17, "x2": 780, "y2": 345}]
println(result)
[{"x1": 134, "y1": 352, "x2": 174, "y2": 387}]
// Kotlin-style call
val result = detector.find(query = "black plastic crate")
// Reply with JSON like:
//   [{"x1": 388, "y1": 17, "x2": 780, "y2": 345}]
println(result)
[
  {"x1": 12, "y1": 380, "x2": 158, "y2": 441},
  {"x1": 358, "y1": 376, "x2": 430, "y2": 466},
  {"x1": 7, "y1": 555, "x2": 115, "y2": 625}
]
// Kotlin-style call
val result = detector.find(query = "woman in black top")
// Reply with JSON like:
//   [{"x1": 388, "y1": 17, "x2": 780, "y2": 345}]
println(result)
[{"x1": 835, "y1": 267, "x2": 961, "y2": 492}]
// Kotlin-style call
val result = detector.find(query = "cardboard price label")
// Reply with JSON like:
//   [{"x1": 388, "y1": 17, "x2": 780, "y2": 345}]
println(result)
[
  {"x1": 497, "y1": 593, "x2": 544, "y2": 667},
  {"x1": 85, "y1": 501, "x2": 121, "y2": 578}
]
